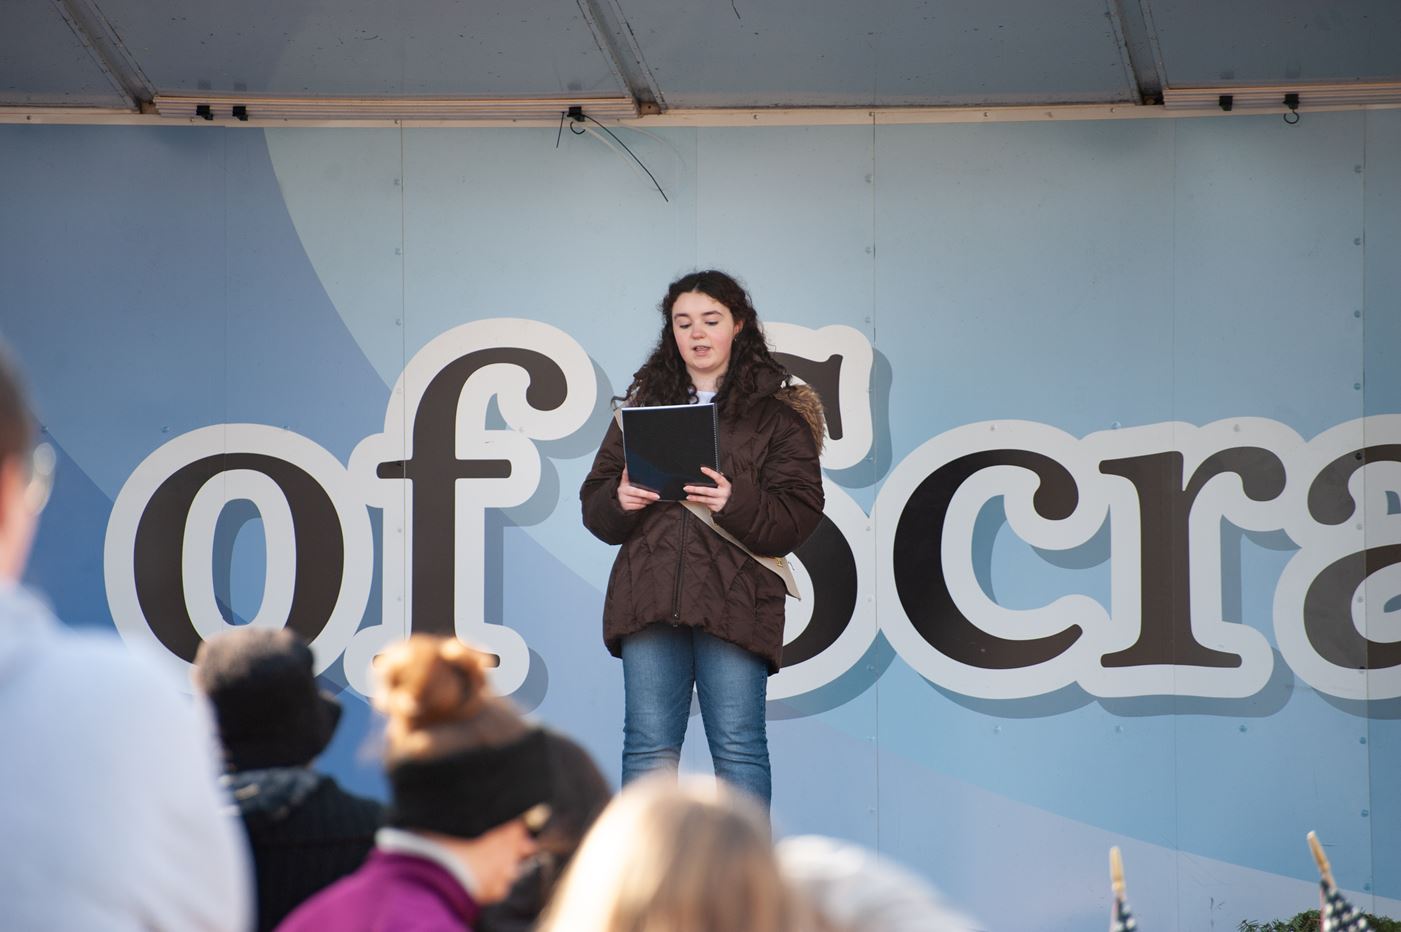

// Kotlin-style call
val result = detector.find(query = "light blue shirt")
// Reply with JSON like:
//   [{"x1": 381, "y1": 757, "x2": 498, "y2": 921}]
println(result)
[{"x1": 0, "y1": 584, "x2": 252, "y2": 931}]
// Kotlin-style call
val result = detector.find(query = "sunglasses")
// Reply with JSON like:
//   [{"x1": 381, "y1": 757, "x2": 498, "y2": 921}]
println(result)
[
  {"x1": 23, "y1": 443, "x2": 55, "y2": 515},
  {"x1": 522, "y1": 802, "x2": 552, "y2": 840}
]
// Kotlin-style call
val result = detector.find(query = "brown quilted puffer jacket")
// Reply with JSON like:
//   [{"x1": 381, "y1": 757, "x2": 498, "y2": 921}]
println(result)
[{"x1": 580, "y1": 375, "x2": 825, "y2": 673}]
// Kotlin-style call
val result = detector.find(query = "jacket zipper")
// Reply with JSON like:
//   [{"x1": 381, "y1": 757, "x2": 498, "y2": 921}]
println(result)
[{"x1": 670, "y1": 507, "x2": 689, "y2": 623}]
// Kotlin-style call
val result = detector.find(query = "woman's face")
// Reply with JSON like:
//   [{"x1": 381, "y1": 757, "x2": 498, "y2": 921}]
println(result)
[
  {"x1": 671, "y1": 290, "x2": 742, "y2": 391},
  {"x1": 470, "y1": 818, "x2": 539, "y2": 903}
]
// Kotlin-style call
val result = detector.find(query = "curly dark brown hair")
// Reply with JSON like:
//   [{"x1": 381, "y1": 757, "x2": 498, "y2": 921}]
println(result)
[{"x1": 621, "y1": 270, "x2": 789, "y2": 417}]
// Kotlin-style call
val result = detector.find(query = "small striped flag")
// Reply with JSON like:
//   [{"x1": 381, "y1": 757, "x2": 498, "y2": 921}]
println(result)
[
  {"x1": 1310, "y1": 831, "x2": 1371, "y2": 932},
  {"x1": 1320, "y1": 879, "x2": 1371, "y2": 932},
  {"x1": 1111, "y1": 893, "x2": 1137, "y2": 932},
  {"x1": 1110, "y1": 847, "x2": 1138, "y2": 932}
]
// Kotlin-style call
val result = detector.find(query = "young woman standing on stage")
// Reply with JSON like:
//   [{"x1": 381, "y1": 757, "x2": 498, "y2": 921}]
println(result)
[{"x1": 580, "y1": 270, "x2": 825, "y2": 808}]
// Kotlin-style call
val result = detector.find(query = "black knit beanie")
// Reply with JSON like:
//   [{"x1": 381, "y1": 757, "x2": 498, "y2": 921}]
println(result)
[
  {"x1": 194, "y1": 627, "x2": 341, "y2": 772},
  {"x1": 388, "y1": 729, "x2": 552, "y2": 840}
]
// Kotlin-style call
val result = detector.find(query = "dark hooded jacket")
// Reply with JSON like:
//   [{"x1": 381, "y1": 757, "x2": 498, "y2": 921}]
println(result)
[
  {"x1": 226, "y1": 768, "x2": 382, "y2": 931},
  {"x1": 580, "y1": 375, "x2": 825, "y2": 672}
]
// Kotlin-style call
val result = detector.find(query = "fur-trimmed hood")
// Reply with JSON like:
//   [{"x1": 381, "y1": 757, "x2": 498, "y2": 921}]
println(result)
[{"x1": 774, "y1": 382, "x2": 826, "y2": 455}]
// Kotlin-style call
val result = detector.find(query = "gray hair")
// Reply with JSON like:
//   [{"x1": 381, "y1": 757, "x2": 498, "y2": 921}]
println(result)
[{"x1": 777, "y1": 835, "x2": 981, "y2": 932}]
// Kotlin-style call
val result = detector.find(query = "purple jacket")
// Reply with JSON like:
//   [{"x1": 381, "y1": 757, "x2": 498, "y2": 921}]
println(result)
[{"x1": 276, "y1": 850, "x2": 479, "y2": 932}]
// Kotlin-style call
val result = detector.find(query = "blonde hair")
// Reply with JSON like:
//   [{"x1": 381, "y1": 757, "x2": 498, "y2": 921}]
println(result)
[
  {"x1": 373, "y1": 635, "x2": 528, "y2": 762},
  {"x1": 537, "y1": 777, "x2": 803, "y2": 932}
]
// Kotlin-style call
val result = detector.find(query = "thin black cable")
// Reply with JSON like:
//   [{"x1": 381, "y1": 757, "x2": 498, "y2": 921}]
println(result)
[
  {"x1": 580, "y1": 113, "x2": 669, "y2": 203},
  {"x1": 556, "y1": 109, "x2": 566, "y2": 148}
]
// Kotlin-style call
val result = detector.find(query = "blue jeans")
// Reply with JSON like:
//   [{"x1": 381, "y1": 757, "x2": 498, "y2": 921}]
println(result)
[{"x1": 620, "y1": 623, "x2": 771, "y2": 808}]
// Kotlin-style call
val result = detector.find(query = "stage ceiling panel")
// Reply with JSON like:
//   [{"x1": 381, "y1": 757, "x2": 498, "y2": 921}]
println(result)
[
  {"x1": 88, "y1": 0, "x2": 626, "y2": 98},
  {"x1": 1151, "y1": 0, "x2": 1401, "y2": 86},
  {"x1": 4, "y1": 1, "x2": 1401, "y2": 113},
  {"x1": 0, "y1": 0, "x2": 130, "y2": 107},
  {"x1": 615, "y1": 0, "x2": 1137, "y2": 108}
]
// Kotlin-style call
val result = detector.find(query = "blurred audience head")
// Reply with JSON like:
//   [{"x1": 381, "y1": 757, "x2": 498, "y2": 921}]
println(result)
[
  {"x1": 478, "y1": 730, "x2": 613, "y2": 932},
  {"x1": 193, "y1": 626, "x2": 341, "y2": 771},
  {"x1": 529, "y1": 732, "x2": 611, "y2": 868},
  {"x1": 479, "y1": 728, "x2": 610, "y2": 930},
  {"x1": 375, "y1": 635, "x2": 552, "y2": 904},
  {"x1": 0, "y1": 347, "x2": 45, "y2": 582},
  {"x1": 777, "y1": 835, "x2": 978, "y2": 932},
  {"x1": 537, "y1": 775, "x2": 802, "y2": 932}
]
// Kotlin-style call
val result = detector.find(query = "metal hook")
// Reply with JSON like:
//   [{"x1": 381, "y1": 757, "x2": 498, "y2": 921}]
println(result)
[{"x1": 1283, "y1": 93, "x2": 1301, "y2": 124}]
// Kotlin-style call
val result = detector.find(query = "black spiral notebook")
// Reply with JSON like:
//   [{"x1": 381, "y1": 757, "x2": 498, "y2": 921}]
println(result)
[{"x1": 620, "y1": 403, "x2": 720, "y2": 501}]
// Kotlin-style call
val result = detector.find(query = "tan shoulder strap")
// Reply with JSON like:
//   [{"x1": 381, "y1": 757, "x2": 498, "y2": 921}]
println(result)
[
  {"x1": 613, "y1": 408, "x2": 801, "y2": 599},
  {"x1": 679, "y1": 501, "x2": 801, "y2": 599}
]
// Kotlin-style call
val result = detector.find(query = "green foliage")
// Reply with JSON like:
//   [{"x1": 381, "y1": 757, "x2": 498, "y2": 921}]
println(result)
[{"x1": 1238, "y1": 909, "x2": 1401, "y2": 932}]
